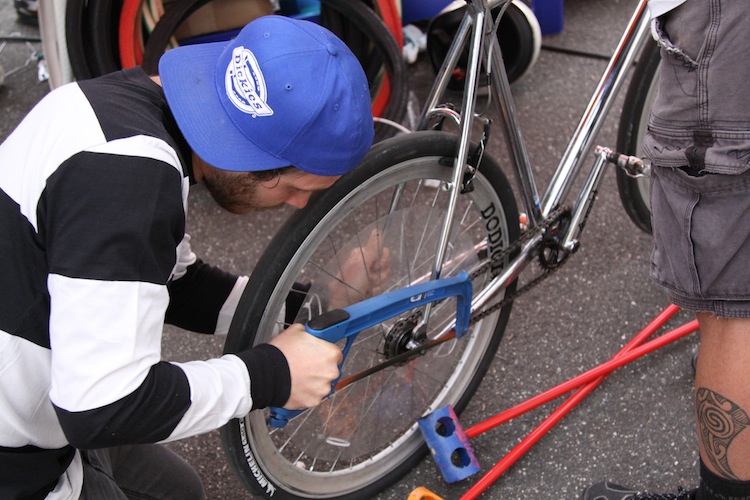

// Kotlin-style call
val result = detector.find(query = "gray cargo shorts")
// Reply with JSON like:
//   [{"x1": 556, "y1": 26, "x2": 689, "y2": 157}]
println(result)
[
  {"x1": 646, "y1": 0, "x2": 750, "y2": 317},
  {"x1": 651, "y1": 166, "x2": 750, "y2": 318}
]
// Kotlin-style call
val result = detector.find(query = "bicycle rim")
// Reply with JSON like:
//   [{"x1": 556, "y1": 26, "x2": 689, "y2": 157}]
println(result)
[{"x1": 222, "y1": 132, "x2": 519, "y2": 499}]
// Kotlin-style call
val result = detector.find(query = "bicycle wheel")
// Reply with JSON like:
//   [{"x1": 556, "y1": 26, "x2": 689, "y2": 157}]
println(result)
[
  {"x1": 64, "y1": 0, "x2": 94, "y2": 80},
  {"x1": 615, "y1": 39, "x2": 660, "y2": 234},
  {"x1": 221, "y1": 131, "x2": 520, "y2": 499},
  {"x1": 140, "y1": 0, "x2": 408, "y2": 142},
  {"x1": 426, "y1": 0, "x2": 541, "y2": 89}
]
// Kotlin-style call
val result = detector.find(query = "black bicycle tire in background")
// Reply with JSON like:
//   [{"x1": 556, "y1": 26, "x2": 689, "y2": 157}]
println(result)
[
  {"x1": 220, "y1": 131, "x2": 520, "y2": 499},
  {"x1": 426, "y1": 0, "x2": 539, "y2": 88},
  {"x1": 141, "y1": 0, "x2": 409, "y2": 143},
  {"x1": 314, "y1": 0, "x2": 408, "y2": 141},
  {"x1": 615, "y1": 39, "x2": 660, "y2": 234},
  {"x1": 64, "y1": 0, "x2": 94, "y2": 80},
  {"x1": 65, "y1": 0, "x2": 122, "y2": 79},
  {"x1": 86, "y1": 0, "x2": 122, "y2": 76}
]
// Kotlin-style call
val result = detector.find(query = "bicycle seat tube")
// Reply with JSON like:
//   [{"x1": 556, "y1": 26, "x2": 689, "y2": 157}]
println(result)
[{"x1": 413, "y1": 0, "x2": 542, "y2": 332}]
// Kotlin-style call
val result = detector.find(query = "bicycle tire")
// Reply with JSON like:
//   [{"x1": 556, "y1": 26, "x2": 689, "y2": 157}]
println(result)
[
  {"x1": 64, "y1": 0, "x2": 94, "y2": 80},
  {"x1": 86, "y1": 0, "x2": 122, "y2": 76},
  {"x1": 615, "y1": 39, "x2": 660, "y2": 234},
  {"x1": 317, "y1": 0, "x2": 403, "y2": 139},
  {"x1": 140, "y1": 0, "x2": 409, "y2": 143},
  {"x1": 426, "y1": 0, "x2": 541, "y2": 89},
  {"x1": 220, "y1": 131, "x2": 520, "y2": 499},
  {"x1": 118, "y1": 0, "x2": 144, "y2": 68},
  {"x1": 64, "y1": 0, "x2": 122, "y2": 79}
]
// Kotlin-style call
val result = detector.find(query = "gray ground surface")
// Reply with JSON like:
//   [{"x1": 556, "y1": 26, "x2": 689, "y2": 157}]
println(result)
[{"x1": 1, "y1": 1, "x2": 700, "y2": 498}]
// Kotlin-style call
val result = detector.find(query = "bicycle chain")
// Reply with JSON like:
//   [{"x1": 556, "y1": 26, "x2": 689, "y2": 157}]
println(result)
[
  {"x1": 401, "y1": 205, "x2": 571, "y2": 330},
  {"x1": 467, "y1": 205, "x2": 571, "y2": 325}
]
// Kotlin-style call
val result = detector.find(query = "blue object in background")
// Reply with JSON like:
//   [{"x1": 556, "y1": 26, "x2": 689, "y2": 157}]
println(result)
[
  {"x1": 532, "y1": 0, "x2": 564, "y2": 35},
  {"x1": 402, "y1": 0, "x2": 563, "y2": 36},
  {"x1": 400, "y1": 0, "x2": 453, "y2": 24},
  {"x1": 278, "y1": 0, "x2": 321, "y2": 19}
]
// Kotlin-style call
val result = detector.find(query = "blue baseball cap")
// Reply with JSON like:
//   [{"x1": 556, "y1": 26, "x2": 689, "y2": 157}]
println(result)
[{"x1": 159, "y1": 15, "x2": 374, "y2": 175}]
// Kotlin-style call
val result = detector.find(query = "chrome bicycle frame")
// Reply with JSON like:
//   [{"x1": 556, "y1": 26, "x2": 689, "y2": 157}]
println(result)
[{"x1": 416, "y1": 0, "x2": 653, "y2": 324}]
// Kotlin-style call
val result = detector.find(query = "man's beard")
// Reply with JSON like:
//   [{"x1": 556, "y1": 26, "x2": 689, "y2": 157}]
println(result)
[{"x1": 202, "y1": 169, "x2": 281, "y2": 214}]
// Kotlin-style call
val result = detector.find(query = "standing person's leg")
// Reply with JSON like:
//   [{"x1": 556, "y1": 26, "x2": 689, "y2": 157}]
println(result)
[
  {"x1": 581, "y1": 168, "x2": 750, "y2": 499},
  {"x1": 694, "y1": 314, "x2": 750, "y2": 497},
  {"x1": 584, "y1": 0, "x2": 750, "y2": 496},
  {"x1": 80, "y1": 444, "x2": 205, "y2": 500},
  {"x1": 648, "y1": 161, "x2": 750, "y2": 500},
  {"x1": 646, "y1": 0, "x2": 750, "y2": 495}
]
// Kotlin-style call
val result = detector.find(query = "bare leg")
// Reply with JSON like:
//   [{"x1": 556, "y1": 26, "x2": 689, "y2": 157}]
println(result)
[{"x1": 695, "y1": 313, "x2": 750, "y2": 480}]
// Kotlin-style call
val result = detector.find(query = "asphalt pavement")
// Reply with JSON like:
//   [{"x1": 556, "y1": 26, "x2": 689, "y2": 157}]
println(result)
[{"x1": 0, "y1": 1, "x2": 701, "y2": 498}]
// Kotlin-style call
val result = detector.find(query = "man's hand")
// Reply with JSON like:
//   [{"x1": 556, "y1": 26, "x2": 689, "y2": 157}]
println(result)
[
  {"x1": 328, "y1": 229, "x2": 391, "y2": 310},
  {"x1": 269, "y1": 323, "x2": 343, "y2": 410}
]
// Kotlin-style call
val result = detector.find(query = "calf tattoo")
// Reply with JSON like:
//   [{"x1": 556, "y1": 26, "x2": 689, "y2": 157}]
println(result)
[{"x1": 697, "y1": 388, "x2": 750, "y2": 480}]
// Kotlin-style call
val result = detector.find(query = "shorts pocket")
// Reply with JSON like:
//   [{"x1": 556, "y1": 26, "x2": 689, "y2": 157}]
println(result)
[{"x1": 651, "y1": 166, "x2": 750, "y2": 300}]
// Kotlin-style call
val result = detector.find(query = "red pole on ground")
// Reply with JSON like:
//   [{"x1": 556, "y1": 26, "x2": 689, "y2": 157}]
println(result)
[
  {"x1": 466, "y1": 304, "x2": 684, "y2": 439},
  {"x1": 458, "y1": 306, "x2": 698, "y2": 499}
]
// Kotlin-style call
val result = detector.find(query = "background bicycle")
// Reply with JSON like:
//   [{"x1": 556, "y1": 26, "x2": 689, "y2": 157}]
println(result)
[
  {"x1": 0, "y1": 0, "x2": 696, "y2": 498},
  {"x1": 33, "y1": 0, "x2": 553, "y2": 146}
]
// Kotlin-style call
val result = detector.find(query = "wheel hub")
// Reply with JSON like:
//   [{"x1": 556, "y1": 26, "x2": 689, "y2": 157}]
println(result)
[{"x1": 383, "y1": 313, "x2": 422, "y2": 358}]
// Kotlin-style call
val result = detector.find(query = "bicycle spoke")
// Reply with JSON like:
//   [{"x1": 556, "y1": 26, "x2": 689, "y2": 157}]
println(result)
[{"x1": 223, "y1": 133, "x2": 518, "y2": 497}]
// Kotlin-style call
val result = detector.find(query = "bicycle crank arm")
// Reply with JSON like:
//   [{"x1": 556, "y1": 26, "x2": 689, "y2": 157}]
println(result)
[{"x1": 267, "y1": 271, "x2": 473, "y2": 429}]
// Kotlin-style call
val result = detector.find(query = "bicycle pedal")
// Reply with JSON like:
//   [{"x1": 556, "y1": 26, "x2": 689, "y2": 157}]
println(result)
[{"x1": 418, "y1": 405, "x2": 480, "y2": 483}]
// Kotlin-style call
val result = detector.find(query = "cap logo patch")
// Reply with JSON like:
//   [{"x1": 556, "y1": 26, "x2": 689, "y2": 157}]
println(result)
[{"x1": 225, "y1": 46, "x2": 274, "y2": 117}]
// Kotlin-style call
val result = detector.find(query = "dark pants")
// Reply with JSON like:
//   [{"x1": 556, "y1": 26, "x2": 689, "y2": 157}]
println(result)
[{"x1": 79, "y1": 444, "x2": 205, "y2": 500}]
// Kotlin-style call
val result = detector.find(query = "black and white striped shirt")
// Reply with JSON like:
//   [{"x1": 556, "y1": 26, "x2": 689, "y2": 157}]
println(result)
[{"x1": 0, "y1": 67, "x2": 288, "y2": 499}]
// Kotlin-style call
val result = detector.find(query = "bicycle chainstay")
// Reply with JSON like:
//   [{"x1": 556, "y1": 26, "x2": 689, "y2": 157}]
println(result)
[{"x1": 467, "y1": 204, "x2": 571, "y2": 325}]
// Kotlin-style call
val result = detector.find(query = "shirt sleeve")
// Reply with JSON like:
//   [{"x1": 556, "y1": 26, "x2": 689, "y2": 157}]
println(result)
[
  {"x1": 165, "y1": 257, "x2": 242, "y2": 334},
  {"x1": 43, "y1": 146, "x2": 258, "y2": 447}
]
